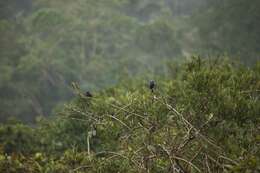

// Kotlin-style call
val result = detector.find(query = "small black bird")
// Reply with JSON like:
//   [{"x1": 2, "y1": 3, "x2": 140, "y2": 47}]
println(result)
[
  {"x1": 149, "y1": 80, "x2": 156, "y2": 92},
  {"x1": 85, "y1": 91, "x2": 93, "y2": 97}
]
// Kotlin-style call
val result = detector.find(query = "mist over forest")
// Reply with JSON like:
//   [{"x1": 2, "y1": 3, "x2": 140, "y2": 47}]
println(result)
[{"x1": 0, "y1": 1, "x2": 259, "y2": 172}]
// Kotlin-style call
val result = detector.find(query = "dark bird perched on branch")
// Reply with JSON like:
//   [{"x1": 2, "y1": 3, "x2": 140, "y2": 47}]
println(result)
[
  {"x1": 85, "y1": 91, "x2": 93, "y2": 97},
  {"x1": 149, "y1": 80, "x2": 156, "y2": 93}
]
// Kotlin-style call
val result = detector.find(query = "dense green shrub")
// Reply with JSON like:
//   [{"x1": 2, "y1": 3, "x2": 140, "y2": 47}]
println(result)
[{"x1": 0, "y1": 58, "x2": 259, "y2": 172}]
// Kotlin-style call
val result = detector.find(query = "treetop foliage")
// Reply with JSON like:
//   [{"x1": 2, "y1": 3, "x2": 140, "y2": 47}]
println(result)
[{"x1": 0, "y1": 58, "x2": 259, "y2": 172}]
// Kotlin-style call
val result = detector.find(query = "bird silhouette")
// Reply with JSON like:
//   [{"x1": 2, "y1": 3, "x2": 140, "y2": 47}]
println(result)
[
  {"x1": 149, "y1": 80, "x2": 156, "y2": 93},
  {"x1": 85, "y1": 91, "x2": 93, "y2": 97}
]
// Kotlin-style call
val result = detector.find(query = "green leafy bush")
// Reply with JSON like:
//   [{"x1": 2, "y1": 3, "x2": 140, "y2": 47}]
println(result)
[{"x1": 0, "y1": 58, "x2": 259, "y2": 172}]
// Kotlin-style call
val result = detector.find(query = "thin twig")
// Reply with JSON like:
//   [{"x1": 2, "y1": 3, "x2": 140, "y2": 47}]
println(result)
[
  {"x1": 218, "y1": 155, "x2": 239, "y2": 165},
  {"x1": 205, "y1": 155, "x2": 212, "y2": 173},
  {"x1": 105, "y1": 114, "x2": 132, "y2": 131},
  {"x1": 172, "y1": 155, "x2": 202, "y2": 173}
]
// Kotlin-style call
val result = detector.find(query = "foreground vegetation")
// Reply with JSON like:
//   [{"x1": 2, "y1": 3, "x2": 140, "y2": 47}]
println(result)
[{"x1": 0, "y1": 58, "x2": 259, "y2": 172}]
